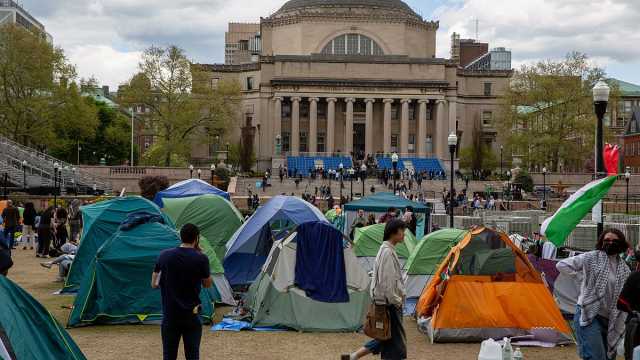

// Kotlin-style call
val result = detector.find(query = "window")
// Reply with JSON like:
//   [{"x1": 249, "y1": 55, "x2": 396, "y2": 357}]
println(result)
[
  {"x1": 282, "y1": 132, "x2": 290, "y2": 152},
  {"x1": 300, "y1": 101, "x2": 309, "y2": 118},
  {"x1": 408, "y1": 135, "x2": 415, "y2": 153},
  {"x1": 318, "y1": 102, "x2": 327, "y2": 119},
  {"x1": 484, "y1": 83, "x2": 492, "y2": 96},
  {"x1": 409, "y1": 104, "x2": 416, "y2": 121},
  {"x1": 282, "y1": 102, "x2": 291, "y2": 119},
  {"x1": 391, "y1": 104, "x2": 399, "y2": 121},
  {"x1": 300, "y1": 132, "x2": 308, "y2": 153},
  {"x1": 426, "y1": 136, "x2": 433, "y2": 154},
  {"x1": 321, "y1": 33, "x2": 384, "y2": 56},
  {"x1": 246, "y1": 77, "x2": 255, "y2": 90},
  {"x1": 391, "y1": 135, "x2": 398, "y2": 149},
  {"x1": 482, "y1": 111, "x2": 493, "y2": 126},
  {"x1": 318, "y1": 133, "x2": 326, "y2": 153}
]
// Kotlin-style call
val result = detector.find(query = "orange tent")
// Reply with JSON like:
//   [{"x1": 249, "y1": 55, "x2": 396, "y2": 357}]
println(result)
[{"x1": 416, "y1": 227, "x2": 572, "y2": 343}]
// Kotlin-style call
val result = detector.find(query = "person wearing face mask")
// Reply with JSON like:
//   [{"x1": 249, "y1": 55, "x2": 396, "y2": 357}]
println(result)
[{"x1": 557, "y1": 228, "x2": 631, "y2": 360}]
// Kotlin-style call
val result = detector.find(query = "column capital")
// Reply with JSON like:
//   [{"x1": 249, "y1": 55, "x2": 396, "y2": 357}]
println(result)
[
  {"x1": 418, "y1": 99, "x2": 429, "y2": 104},
  {"x1": 364, "y1": 98, "x2": 376, "y2": 103},
  {"x1": 436, "y1": 99, "x2": 447, "y2": 105},
  {"x1": 326, "y1": 97, "x2": 338, "y2": 103},
  {"x1": 273, "y1": 96, "x2": 283, "y2": 102},
  {"x1": 309, "y1": 97, "x2": 320, "y2": 103},
  {"x1": 291, "y1": 96, "x2": 301, "y2": 102},
  {"x1": 383, "y1": 98, "x2": 395, "y2": 104},
  {"x1": 401, "y1": 98, "x2": 412, "y2": 104},
  {"x1": 345, "y1": 98, "x2": 356, "y2": 103}
]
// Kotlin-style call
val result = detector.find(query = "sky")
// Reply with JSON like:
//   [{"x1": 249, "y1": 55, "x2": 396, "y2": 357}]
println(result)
[{"x1": 18, "y1": 0, "x2": 640, "y2": 89}]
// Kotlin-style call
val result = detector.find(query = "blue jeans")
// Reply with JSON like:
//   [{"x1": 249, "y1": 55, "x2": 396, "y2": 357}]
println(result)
[
  {"x1": 3, "y1": 226, "x2": 15, "y2": 249},
  {"x1": 161, "y1": 315, "x2": 202, "y2": 360},
  {"x1": 574, "y1": 305, "x2": 613, "y2": 360}
]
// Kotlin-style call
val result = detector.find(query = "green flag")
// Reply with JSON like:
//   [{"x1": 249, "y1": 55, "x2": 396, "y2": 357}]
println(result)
[{"x1": 540, "y1": 176, "x2": 617, "y2": 246}]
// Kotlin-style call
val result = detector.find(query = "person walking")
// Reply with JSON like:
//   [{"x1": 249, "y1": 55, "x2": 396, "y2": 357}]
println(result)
[
  {"x1": 68, "y1": 200, "x2": 82, "y2": 243},
  {"x1": 618, "y1": 265, "x2": 640, "y2": 360},
  {"x1": 21, "y1": 202, "x2": 37, "y2": 250},
  {"x1": 557, "y1": 228, "x2": 631, "y2": 360},
  {"x1": 346, "y1": 220, "x2": 407, "y2": 360},
  {"x1": 1, "y1": 200, "x2": 20, "y2": 250},
  {"x1": 152, "y1": 224, "x2": 212, "y2": 360},
  {"x1": 402, "y1": 206, "x2": 417, "y2": 237},
  {"x1": 36, "y1": 206, "x2": 55, "y2": 258}
]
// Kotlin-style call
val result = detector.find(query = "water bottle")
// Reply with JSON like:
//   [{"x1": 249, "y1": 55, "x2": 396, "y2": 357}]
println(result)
[
  {"x1": 502, "y1": 338, "x2": 512, "y2": 360},
  {"x1": 513, "y1": 347, "x2": 523, "y2": 360}
]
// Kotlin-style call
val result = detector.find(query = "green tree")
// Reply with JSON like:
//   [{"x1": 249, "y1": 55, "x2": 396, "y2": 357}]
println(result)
[
  {"x1": 496, "y1": 52, "x2": 618, "y2": 172},
  {"x1": 118, "y1": 45, "x2": 241, "y2": 166},
  {"x1": 75, "y1": 101, "x2": 131, "y2": 165},
  {"x1": 0, "y1": 24, "x2": 98, "y2": 150},
  {"x1": 459, "y1": 117, "x2": 497, "y2": 175}
]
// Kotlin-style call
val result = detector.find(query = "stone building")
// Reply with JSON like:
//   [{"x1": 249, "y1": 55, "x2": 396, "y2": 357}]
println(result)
[{"x1": 202, "y1": 0, "x2": 513, "y2": 171}]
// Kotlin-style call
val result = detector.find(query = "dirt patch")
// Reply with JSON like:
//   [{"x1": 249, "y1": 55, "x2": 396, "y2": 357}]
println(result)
[{"x1": 8, "y1": 249, "x2": 578, "y2": 359}]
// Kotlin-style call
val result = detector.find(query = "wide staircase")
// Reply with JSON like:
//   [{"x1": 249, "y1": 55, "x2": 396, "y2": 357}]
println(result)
[
  {"x1": 0, "y1": 136, "x2": 112, "y2": 194},
  {"x1": 376, "y1": 156, "x2": 444, "y2": 174},
  {"x1": 286, "y1": 156, "x2": 353, "y2": 176}
]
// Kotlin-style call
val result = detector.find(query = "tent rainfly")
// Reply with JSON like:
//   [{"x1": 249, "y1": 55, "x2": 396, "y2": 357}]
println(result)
[
  {"x1": 353, "y1": 223, "x2": 417, "y2": 272},
  {"x1": 154, "y1": 179, "x2": 230, "y2": 207}
]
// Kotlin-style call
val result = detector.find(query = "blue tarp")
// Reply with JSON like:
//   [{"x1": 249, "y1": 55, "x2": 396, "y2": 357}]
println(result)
[
  {"x1": 294, "y1": 222, "x2": 348, "y2": 303},
  {"x1": 153, "y1": 179, "x2": 230, "y2": 207},
  {"x1": 211, "y1": 318, "x2": 287, "y2": 332},
  {"x1": 223, "y1": 196, "x2": 327, "y2": 286}
]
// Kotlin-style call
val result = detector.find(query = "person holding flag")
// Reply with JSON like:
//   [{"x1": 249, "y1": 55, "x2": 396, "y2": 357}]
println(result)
[{"x1": 557, "y1": 229, "x2": 630, "y2": 360}]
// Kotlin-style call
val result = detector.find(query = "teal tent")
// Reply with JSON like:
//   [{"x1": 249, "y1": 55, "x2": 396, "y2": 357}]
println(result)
[
  {"x1": 68, "y1": 216, "x2": 214, "y2": 327},
  {"x1": 63, "y1": 196, "x2": 172, "y2": 293},
  {"x1": 343, "y1": 193, "x2": 431, "y2": 238},
  {"x1": 0, "y1": 275, "x2": 86, "y2": 359}
]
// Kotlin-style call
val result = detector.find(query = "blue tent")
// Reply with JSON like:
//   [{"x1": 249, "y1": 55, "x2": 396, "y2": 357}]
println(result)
[
  {"x1": 223, "y1": 196, "x2": 327, "y2": 286},
  {"x1": 153, "y1": 179, "x2": 230, "y2": 207}
]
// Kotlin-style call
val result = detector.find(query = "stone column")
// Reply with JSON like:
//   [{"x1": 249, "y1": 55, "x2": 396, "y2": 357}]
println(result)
[
  {"x1": 365, "y1": 98, "x2": 375, "y2": 156},
  {"x1": 327, "y1": 98, "x2": 337, "y2": 155},
  {"x1": 436, "y1": 100, "x2": 447, "y2": 159},
  {"x1": 345, "y1": 98, "x2": 355, "y2": 156},
  {"x1": 383, "y1": 99, "x2": 393, "y2": 154},
  {"x1": 274, "y1": 96, "x2": 282, "y2": 155},
  {"x1": 448, "y1": 98, "x2": 457, "y2": 135},
  {"x1": 309, "y1": 97, "x2": 319, "y2": 155},
  {"x1": 417, "y1": 99, "x2": 428, "y2": 157},
  {"x1": 291, "y1": 97, "x2": 301, "y2": 156},
  {"x1": 400, "y1": 99, "x2": 411, "y2": 154}
]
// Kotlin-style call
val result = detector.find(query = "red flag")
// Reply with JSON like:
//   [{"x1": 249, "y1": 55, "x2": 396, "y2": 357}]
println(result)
[{"x1": 604, "y1": 144, "x2": 620, "y2": 175}]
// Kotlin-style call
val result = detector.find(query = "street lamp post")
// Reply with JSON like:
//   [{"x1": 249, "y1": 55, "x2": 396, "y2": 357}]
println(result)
[
  {"x1": 328, "y1": 169, "x2": 334, "y2": 194},
  {"x1": 391, "y1": 153, "x2": 399, "y2": 195},
  {"x1": 210, "y1": 164, "x2": 216, "y2": 184},
  {"x1": 53, "y1": 162, "x2": 59, "y2": 207},
  {"x1": 625, "y1": 167, "x2": 631, "y2": 214},
  {"x1": 130, "y1": 108, "x2": 135, "y2": 167},
  {"x1": 360, "y1": 164, "x2": 367, "y2": 197},
  {"x1": 500, "y1": 145, "x2": 504, "y2": 179},
  {"x1": 506, "y1": 170, "x2": 512, "y2": 210},
  {"x1": 72, "y1": 167, "x2": 77, "y2": 195},
  {"x1": 448, "y1": 133, "x2": 458, "y2": 228},
  {"x1": 189, "y1": 164, "x2": 194, "y2": 179},
  {"x1": 593, "y1": 80, "x2": 610, "y2": 237},
  {"x1": 542, "y1": 167, "x2": 547, "y2": 211},
  {"x1": 22, "y1": 160, "x2": 27, "y2": 192},
  {"x1": 339, "y1": 163, "x2": 344, "y2": 202},
  {"x1": 348, "y1": 168, "x2": 355, "y2": 200}
]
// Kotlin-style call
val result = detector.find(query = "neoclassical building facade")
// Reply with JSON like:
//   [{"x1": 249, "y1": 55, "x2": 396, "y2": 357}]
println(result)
[{"x1": 202, "y1": 0, "x2": 512, "y2": 170}]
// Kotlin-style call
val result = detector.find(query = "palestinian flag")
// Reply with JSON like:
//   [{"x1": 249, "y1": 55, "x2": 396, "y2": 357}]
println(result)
[{"x1": 540, "y1": 176, "x2": 617, "y2": 246}]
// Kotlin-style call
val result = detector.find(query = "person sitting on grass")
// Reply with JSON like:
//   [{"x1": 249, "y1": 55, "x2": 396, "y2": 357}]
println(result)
[{"x1": 40, "y1": 238, "x2": 78, "y2": 282}]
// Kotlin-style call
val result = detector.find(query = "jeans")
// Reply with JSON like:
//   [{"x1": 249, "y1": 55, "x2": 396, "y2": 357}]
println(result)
[
  {"x1": 575, "y1": 305, "x2": 614, "y2": 360},
  {"x1": 161, "y1": 315, "x2": 202, "y2": 360},
  {"x1": 3, "y1": 226, "x2": 16, "y2": 249}
]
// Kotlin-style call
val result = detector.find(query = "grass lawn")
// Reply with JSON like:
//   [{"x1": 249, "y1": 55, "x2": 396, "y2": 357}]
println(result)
[{"x1": 8, "y1": 249, "x2": 579, "y2": 359}]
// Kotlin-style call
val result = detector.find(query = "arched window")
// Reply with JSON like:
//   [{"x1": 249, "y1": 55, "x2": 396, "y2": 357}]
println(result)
[{"x1": 320, "y1": 34, "x2": 384, "y2": 56}]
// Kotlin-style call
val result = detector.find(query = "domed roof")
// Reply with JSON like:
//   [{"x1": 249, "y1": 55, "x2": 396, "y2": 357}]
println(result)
[{"x1": 276, "y1": 0, "x2": 419, "y2": 17}]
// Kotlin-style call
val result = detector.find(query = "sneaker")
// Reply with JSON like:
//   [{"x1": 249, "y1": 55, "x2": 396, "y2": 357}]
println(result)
[{"x1": 40, "y1": 262, "x2": 52, "y2": 269}]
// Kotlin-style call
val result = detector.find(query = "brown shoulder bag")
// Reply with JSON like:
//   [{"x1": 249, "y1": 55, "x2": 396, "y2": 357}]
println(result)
[{"x1": 363, "y1": 303, "x2": 391, "y2": 340}]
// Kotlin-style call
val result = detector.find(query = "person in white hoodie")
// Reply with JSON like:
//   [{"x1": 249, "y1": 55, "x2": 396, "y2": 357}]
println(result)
[{"x1": 345, "y1": 219, "x2": 407, "y2": 360}]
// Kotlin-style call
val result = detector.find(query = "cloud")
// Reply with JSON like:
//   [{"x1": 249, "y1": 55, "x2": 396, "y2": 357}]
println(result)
[{"x1": 17, "y1": 0, "x2": 640, "y2": 87}]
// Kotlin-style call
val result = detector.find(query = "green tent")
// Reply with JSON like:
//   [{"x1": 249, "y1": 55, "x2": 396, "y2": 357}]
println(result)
[
  {"x1": 353, "y1": 223, "x2": 417, "y2": 259},
  {"x1": 246, "y1": 228, "x2": 371, "y2": 332},
  {"x1": 0, "y1": 275, "x2": 86, "y2": 359},
  {"x1": 404, "y1": 228, "x2": 467, "y2": 298},
  {"x1": 67, "y1": 219, "x2": 214, "y2": 327},
  {"x1": 162, "y1": 194, "x2": 243, "y2": 273},
  {"x1": 63, "y1": 196, "x2": 171, "y2": 293}
]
